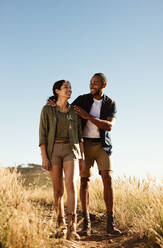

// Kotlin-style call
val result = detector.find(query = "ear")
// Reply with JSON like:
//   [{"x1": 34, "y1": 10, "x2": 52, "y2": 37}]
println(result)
[
  {"x1": 55, "y1": 89, "x2": 59, "y2": 94},
  {"x1": 102, "y1": 82, "x2": 107, "y2": 89}
]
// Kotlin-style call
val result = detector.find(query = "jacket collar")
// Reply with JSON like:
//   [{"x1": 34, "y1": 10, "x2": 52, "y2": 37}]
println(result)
[{"x1": 88, "y1": 93, "x2": 108, "y2": 103}]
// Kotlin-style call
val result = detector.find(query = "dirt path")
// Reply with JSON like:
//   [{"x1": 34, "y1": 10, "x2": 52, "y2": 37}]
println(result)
[
  {"x1": 36, "y1": 201, "x2": 147, "y2": 248},
  {"x1": 55, "y1": 223, "x2": 146, "y2": 248},
  {"x1": 75, "y1": 212, "x2": 146, "y2": 248}
]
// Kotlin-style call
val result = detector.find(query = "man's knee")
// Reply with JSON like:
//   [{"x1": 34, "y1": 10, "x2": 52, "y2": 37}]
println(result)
[
  {"x1": 80, "y1": 177, "x2": 90, "y2": 191},
  {"x1": 101, "y1": 171, "x2": 113, "y2": 188}
]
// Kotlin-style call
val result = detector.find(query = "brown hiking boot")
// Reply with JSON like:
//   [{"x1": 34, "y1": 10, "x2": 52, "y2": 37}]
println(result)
[
  {"x1": 106, "y1": 212, "x2": 122, "y2": 236},
  {"x1": 55, "y1": 216, "x2": 67, "y2": 239},
  {"x1": 79, "y1": 211, "x2": 91, "y2": 236},
  {"x1": 67, "y1": 213, "x2": 80, "y2": 241}
]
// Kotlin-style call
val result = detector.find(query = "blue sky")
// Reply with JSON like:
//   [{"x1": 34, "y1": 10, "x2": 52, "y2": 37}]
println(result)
[{"x1": 0, "y1": 0, "x2": 163, "y2": 179}]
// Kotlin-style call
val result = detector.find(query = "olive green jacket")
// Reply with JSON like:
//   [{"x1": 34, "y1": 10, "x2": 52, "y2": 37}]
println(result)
[{"x1": 39, "y1": 104, "x2": 83, "y2": 161}]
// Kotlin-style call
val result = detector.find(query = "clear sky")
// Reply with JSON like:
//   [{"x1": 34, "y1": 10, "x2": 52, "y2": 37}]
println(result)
[{"x1": 0, "y1": 0, "x2": 163, "y2": 179}]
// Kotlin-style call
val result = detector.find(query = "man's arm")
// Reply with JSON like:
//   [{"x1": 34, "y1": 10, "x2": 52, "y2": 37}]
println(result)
[
  {"x1": 72, "y1": 95, "x2": 82, "y2": 106},
  {"x1": 89, "y1": 116, "x2": 115, "y2": 131},
  {"x1": 47, "y1": 99, "x2": 56, "y2": 106},
  {"x1": 74, "y1": 105, "x2": 115, "y2": 131},
  {"x1": 46, "y1": 95, "x2": 81, "y2": 107}
]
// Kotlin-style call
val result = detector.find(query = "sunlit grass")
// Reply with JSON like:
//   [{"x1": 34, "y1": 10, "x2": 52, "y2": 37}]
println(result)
[
  {"x1": 0, "y1": 166, "x2": 162, "y2": 247},
  {"x1": 114, "y1": 176, "x2": 163, "y2": 245},
  {"x1": 0, "y1": 167, "x2": 67, "y2": 248}
]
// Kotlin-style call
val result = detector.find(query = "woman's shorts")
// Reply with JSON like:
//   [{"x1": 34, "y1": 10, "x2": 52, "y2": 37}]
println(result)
[{"x1": 51, "y1": 143, "x2": 76, "y2": 165}]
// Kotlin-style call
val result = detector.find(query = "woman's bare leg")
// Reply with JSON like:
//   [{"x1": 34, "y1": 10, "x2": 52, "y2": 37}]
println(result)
[
  {"x1": 63, "y1": 160, "x2": 77, "y2": 214},
  {"x1": 49, "y1": 164, "x2": 64, "y2": 217},
  {"x1": 63, "y1": 160, "x2": 80, "y2": 240}
]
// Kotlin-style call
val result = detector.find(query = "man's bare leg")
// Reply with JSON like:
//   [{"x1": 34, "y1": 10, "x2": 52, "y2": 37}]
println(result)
[{"x1": 101, "y1": 170, "x2": 121, "y2": 235}]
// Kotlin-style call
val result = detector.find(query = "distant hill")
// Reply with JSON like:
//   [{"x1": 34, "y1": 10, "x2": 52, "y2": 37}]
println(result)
[
  {"x1": 7, "y1": 163, "x2": 51, "y2": 187},
  {"x1": 17, "y1": 163, "x2": 42, "y2": 168}
]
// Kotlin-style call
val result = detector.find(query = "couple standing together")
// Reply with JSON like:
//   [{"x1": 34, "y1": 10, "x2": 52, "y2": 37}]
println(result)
[{"x1": 39, "y1": 73, "x2": 121, "y2": 240}]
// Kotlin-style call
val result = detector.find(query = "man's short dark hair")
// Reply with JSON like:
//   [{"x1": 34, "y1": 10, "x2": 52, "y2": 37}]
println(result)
[{"x1": 93, "y1": 73, "x2": 108, "y2": 85}]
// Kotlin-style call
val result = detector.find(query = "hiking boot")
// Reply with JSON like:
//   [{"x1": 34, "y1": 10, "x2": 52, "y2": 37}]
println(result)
[
  {"x1": 106, "y1": 212, "x2": 122, "y2": 236},
  {"x1": 55, "y1": 216, "x2": 67, "y2": 239},
  {"x1": 79, "y1": 211, "x2": 91, "y2": 236},
  {"x1": 67, "y1": 213, "x2": 80, "y2": 241}
]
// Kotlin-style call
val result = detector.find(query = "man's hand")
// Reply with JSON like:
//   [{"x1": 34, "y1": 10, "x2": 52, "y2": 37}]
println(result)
[
  {"x1": 42, "y1": 157, "x2": 51, "y2": 171},
  {"x1": 47, "y1": 100, "x2": 56, "y2": 107},
  {"x1": 74, "y1": 105, "x2": 115, "y2": 131},
  {"x1": 74, "y1": 105, "x2": 90, "y2": 119},
  {"x1": 79, "y1": 159, "x2": 86, "y2": 175}
]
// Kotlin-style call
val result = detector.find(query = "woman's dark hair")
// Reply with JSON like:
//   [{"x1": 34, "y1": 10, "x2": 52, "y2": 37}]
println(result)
[{"x1": 48, "y1": 80, "x2": 66, "y2": 101}]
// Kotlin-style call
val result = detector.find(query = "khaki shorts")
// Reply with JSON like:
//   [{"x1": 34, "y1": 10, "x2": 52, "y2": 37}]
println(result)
[
  {"x1": 51, "y1": 143, "x2": 76, "y2": 165},
  {"x1": 81, "y1": 139, "x2": 112, "y2": 178}
]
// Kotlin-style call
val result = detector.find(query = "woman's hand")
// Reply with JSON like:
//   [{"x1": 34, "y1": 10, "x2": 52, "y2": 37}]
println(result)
[
  {"x1": 42, "y1": 157, "x2": 51, "y2": 171},
  {"x1": 40, "y1": 145, "x2": 51, "y2": 171},
  {"x1": 79, "y1": 159, "x2": 86, "y2": 175}
]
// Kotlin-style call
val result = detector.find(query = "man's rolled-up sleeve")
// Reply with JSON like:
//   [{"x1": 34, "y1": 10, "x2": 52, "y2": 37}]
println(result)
[{"x1": 107, "y1": 101, "x2": 117, "y2": 118}]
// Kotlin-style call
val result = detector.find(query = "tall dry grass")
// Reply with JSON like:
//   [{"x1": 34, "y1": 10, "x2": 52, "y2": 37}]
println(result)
[
  {"x1": 89, "y1": 176, "x2": 163, "y2": 247},
  {"x1": 0, "y1": 167, "x2": 67, "y2": 248},
  {"x1": 114, "y1": 176, "x2": 163, "y2": 246},
  {"x1": 0, "y1": 167, "x2": 162, "y2": 247}
]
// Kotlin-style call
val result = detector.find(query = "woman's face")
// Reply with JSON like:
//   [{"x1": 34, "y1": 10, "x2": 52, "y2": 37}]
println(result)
[{"x1": 56, "y1": 81, "x2": 72, "y2": 99}]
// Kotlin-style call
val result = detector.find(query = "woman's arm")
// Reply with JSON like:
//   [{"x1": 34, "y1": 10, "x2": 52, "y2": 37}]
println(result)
[
  {"x1": 39, "y1": 106, "x2": 49, "y2": 146},
  {"x1": 40, "y1": 144, "x2": 51, "y2": 171},
  {"x1": 39, "y1": 106, "x2": 51, "y2": 170}
]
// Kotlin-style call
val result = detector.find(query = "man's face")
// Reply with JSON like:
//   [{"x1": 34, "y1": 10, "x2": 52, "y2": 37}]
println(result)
[{"x1": 90, "y1": 75, "x2": 104, "y2": 96}]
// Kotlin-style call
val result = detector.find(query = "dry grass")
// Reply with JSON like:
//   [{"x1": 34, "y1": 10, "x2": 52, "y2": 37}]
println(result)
[
  {"x1": 114, "y1": 176, "x2": 163, "y2": 246},
  {"x1": 0, "y1": 166, "x2": 162, "y2": 248},
  {"x1": 0, "y1": 167, "x2": 67, "y2": 248}
]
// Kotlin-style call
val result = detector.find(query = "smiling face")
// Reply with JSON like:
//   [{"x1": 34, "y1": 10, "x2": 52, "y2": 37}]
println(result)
[
  {"x1": 55, "y1": 81, "x2": 72, "y2": 99},
  {"x1": 90, "y1": 75, "x2": 106, "y2": 97}
]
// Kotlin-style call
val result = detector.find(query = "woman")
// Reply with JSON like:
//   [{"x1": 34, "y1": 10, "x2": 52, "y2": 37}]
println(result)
[{"x1": 39, "y1": 80, "x2": 85, "y2": 240}]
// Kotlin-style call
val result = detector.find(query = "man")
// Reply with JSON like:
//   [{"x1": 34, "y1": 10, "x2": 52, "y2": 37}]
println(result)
[
  {"x1": 48, "y1": 73, "x2": 121, "y2": 236},
  {"x1": 73, "y1": 73, "x2": 121, "y2": 236}
]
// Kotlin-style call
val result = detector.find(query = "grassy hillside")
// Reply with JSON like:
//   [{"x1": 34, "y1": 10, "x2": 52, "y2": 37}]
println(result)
[{"x1": 0, "y1": 167, "x2": 162, "y2": 248}]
